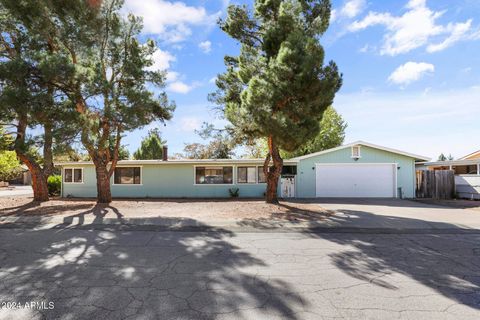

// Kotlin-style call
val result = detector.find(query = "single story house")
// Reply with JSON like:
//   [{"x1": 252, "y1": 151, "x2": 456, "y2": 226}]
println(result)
[
  {"x1": 416, "y1": 149, "x2": 480, "y2": 199},
  {"x1": 58, "y1": 141, "x2": 429, "y2": 199}
]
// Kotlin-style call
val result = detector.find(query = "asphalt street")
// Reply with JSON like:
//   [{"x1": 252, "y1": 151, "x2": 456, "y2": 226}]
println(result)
[{"x1": 0, "y1": 227, "x2": 479, "y2": 319}]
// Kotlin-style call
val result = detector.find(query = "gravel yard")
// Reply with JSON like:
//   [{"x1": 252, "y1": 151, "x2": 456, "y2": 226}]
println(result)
[{"x1": 0, "y1": 196, "x2": 332, "y2": 222}]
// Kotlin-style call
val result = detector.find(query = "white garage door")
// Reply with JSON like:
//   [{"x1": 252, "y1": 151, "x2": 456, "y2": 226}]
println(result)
[{"x1": 315, "y1": 163, "x2": 396, "y2": 198}]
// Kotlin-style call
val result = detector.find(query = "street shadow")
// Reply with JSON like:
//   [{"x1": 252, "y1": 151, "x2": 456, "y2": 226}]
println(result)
[
  {"x1": 0, "y1": 201, "x2": 93, "y2": 217},
  {"x1": 0, "y1": 218, "x2": 306, "y2": 319},
  {"x1": 61, "y1": 204, "x2": 126, "y2": 226},
  {"x1": 302, "y1": 209, "x2": 480, "y2": 310}
]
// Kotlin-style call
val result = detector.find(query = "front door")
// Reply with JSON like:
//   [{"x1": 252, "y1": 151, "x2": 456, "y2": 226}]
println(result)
[{"x1": 281, "y1": 176, "x2": 295, "y2": 198}]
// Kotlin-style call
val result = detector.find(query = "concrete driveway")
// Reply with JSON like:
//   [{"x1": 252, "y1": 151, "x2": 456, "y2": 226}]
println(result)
[{"x1": 312, "y1": 198, "x2": 480, "y2": 230}]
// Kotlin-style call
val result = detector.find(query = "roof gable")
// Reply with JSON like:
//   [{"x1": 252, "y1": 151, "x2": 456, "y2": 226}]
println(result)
[
  {"x1": 459, "y1": 150, "x2": 480, "y2": 160},
  {"x1": 288, "y1": 141, "x2": 431, "y2": 162}
]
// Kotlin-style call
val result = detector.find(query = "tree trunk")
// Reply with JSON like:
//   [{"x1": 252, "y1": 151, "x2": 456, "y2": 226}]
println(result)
[
  {"x1": 94, "y1": 161, "x2": 112, "y2": 203},
  {"x1": 42, "y1": 122, "x2": 54, "y2": 177},
  {"x1": 16, "y1": 152, "x2": 49, "y2": 202},
  {"x1": 14, "y1": 117, "x2": 49, "y2": 202},
  {"x1": 265, "y1": 136, "x2": 283, "y2": 204}
]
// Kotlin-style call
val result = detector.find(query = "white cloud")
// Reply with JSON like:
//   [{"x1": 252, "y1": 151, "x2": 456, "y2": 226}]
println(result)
[
  {"x1": 388, "y1": 62, "x2": 434, "y2": 85},
  {"x1": 179, "y1": 117, "x2": 201, "y2": 132},
  {"x1": 167, "y1": 80, "x2": 202, "y2": 94},
  {"x1": 332, "y1": 0, "x2": 366, "y2": 22},
  {"x1": 199, "y1": 40, "x2": 212, "y2": 54},
  {"x1": 166, "y1": 71, "x2": 180, "y2": 82},
  {"x1": 348, "y1": 0, "x2": 479, "y2": 55},
  {"x1": 124, "y1": 0, "x2": 219, "y2": 43},
  {"x1": 341, "y1": 0, "x2": 366, "y2": 19},
  {"x1": 168, "y1": 81, "x2": 194, "y2": 94},
  {"x1": 426, "y1": 20, "x2": 474, "y2": 52},
  {"x1": 147, "y1": 49, "x2": 175, "y2": 71},
  {"x1": 330, "y1": 9, "x2": 337, "y2": 22}
]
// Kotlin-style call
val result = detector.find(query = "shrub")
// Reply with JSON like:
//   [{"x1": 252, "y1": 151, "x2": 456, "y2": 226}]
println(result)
[
  {"x1": 47, "y1": 175, "x2": 62, "y2": 196},
  {"x1": 0, "y1": 151, "x2": 22, "y2": 182},
  {"x1": 229, "y1": 188, "x2": 239, "y2": 198}
]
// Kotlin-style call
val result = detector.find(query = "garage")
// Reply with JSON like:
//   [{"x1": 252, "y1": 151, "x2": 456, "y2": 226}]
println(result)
[{"x1": 315, "y1": 163, "x2": 397, "y2": 198}]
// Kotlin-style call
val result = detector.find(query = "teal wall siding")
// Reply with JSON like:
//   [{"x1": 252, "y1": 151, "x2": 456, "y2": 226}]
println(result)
[
  {"x1": 296, "y1": 146, "x2": 416, "y2": 198},
  {"x1": 61, "y1": 146, "x2": 418, "y2": 199},
  {"x1": 62, "y1": 163, "x2": 269, "y2": 198}
]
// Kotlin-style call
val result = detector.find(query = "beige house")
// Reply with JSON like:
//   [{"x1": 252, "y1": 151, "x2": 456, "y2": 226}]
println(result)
[{"x1": 416, "y1": 150, "x2": 480, "y2": 199}]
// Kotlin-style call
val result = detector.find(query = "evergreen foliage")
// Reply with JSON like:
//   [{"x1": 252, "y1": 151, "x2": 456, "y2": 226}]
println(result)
[
  {"x1": 133, "y1": 129, "x2": 166, "y2": 160},
  {"x1": 210, "y1": 0, "x2": 342, "y2": 202},
  {"x1": 2, "y1": 0, "x2": 175, "y2": 202}
]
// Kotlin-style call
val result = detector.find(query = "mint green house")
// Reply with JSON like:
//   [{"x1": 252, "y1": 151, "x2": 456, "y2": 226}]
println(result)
[{"x1": 59, "y1": 141, "x2": 429, "y2": 199}]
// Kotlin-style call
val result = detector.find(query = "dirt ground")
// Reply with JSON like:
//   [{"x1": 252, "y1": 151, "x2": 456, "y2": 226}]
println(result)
[{"x1": 0, "y1": 196, "x2": 333, "y2": 222}]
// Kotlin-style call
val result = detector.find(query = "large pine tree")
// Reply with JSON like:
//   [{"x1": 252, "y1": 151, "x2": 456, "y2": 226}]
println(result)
[
  {"x1": 211, "y1": 0, "x2": 342, "y2": 203},
  {"x1": 3, "y1": 0, "x2": 175, "y2": 203},
  {"x1": 0, "y1": 7, "x2": 78, "y2": 201}
]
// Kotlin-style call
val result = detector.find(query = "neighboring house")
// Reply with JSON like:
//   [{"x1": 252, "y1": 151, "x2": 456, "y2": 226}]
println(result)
[
  {"x1": 459, "y1": 149, "x2": 480, "y2": 161},
  {"x1": 416, "y1": 150, "x2": 480, "y2": 199},
  {"x1": 57, "y1": 141, "x2": 429, "y2": 199},
  {"x1": 7, "y1": 165, "x2": 32, "y2": 186}
]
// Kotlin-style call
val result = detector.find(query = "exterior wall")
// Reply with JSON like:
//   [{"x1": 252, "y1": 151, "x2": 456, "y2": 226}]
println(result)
[
  {"x1": 455, "y1": 175, "x2": 480, "y2": 200},
  {"x1": 62, "y1": 163, "x2": 270, "y2": 198},
  {"x1": 463, "y1": 152, "x2": 480, "y2": 160},
  {"x1": 296, "y1": 146, "x2": 417, "y2": 198}
]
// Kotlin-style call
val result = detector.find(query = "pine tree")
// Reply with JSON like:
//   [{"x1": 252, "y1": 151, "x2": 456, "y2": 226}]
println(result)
[
  {"x1": 0, "y1": 6, "x2": 78, "y2": 201},
  {"x1": 210, "y1": 0, "x2": 342, "y2": 203},
  {"x1": 133, "y1": 129, "x2": 167, "y2": 160},
  {"x1": 3, "y1": 0, "x2": 175, "y2": 203},
  {"x1": 282, "y1": 106, "x2": 347, "y2": 158}
]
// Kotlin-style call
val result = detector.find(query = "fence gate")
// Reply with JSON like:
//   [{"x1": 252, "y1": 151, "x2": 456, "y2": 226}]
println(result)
[{"x1": 416, "y1": 170, "x2": 455, "y2": 199}]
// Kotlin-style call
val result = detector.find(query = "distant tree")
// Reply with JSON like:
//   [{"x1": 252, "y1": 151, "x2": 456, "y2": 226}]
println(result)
[
  {"x1": 438, "y1": 153, "x2": 454, "y2": 161},
  {"x1": 180, "y1": 123, "x2": 236, "y2": 159},
  {"x1": 282, "y1": 106, "x2": 346, "y2": 158},
  {"x1": 0, "y1": 150, "x2": 22, "y2": 182},
  {"x1": 133, "y1": 129, "x2": 166, "y2": 160},
  {"x1": 438, "y1": 153, "x2": 447, "y2": 161},
  {"x1": 211, "y1": 0, "x2": 342, "y2": 203},
  {"x1": 242, "y1": 139, "x2": 268, "y2": 158},
  {"x1": 183, "y1": 139, "x2": 235, "y2": 159}
]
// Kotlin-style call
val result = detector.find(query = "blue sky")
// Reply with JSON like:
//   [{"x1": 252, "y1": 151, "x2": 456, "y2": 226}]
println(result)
[{"x1": 122, "y1": 0, "x2": 480, "y2": 160}]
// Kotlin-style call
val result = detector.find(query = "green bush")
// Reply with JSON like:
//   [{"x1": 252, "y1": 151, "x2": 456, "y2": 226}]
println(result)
[{"x1": 47, "y1": 175, "x2": 61, "y2": 196}]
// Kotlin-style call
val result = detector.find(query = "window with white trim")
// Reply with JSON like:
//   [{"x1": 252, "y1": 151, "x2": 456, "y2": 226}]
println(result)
[
  {"x1": 237, "y1": 166, "x2": 257, "y2": 184},
  {"x1": 64, "y1": 168, "x2": 83, "y2": 183},
  {"x1": 351, "y1": 146, "x2": 361, "y2": 158},
  {"x1": 114, "y1": 167, "x2": 141, "y2": 185},
  {"x1": 257, "y1": 166, "x2": 267, "y2": 183},
  {"x1": 195, "y1": 166, "x2": 233, "y2": 184}
]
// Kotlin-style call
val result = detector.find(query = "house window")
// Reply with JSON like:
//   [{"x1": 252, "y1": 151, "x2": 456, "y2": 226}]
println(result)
[
  {"x1": 64, "y1": 168, "x2": 83, "y2": 184},
  {"x1": 257, "y1": 166, "x2": 266, "y2": 183},
  {"x1": 238, "y1": 167, "x2": 257, "y2": 184},
  {"x1": 195, "y1": 166, "x2": 233, "y2": 184},
  {"x1": 114, "y1": 167, "x2": 141, "y2": 185},
  {"x1": 281, "y1": 165, "x2": 297, "y2": 176},
  {"x1": 351, "y1": 146, "x2": 361, "y2": 158}
]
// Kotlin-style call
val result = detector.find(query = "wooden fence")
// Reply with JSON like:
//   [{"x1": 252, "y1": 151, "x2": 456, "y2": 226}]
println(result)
[{"x1": 416, "y1": 170, "x2": 455, "y2": 199}]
